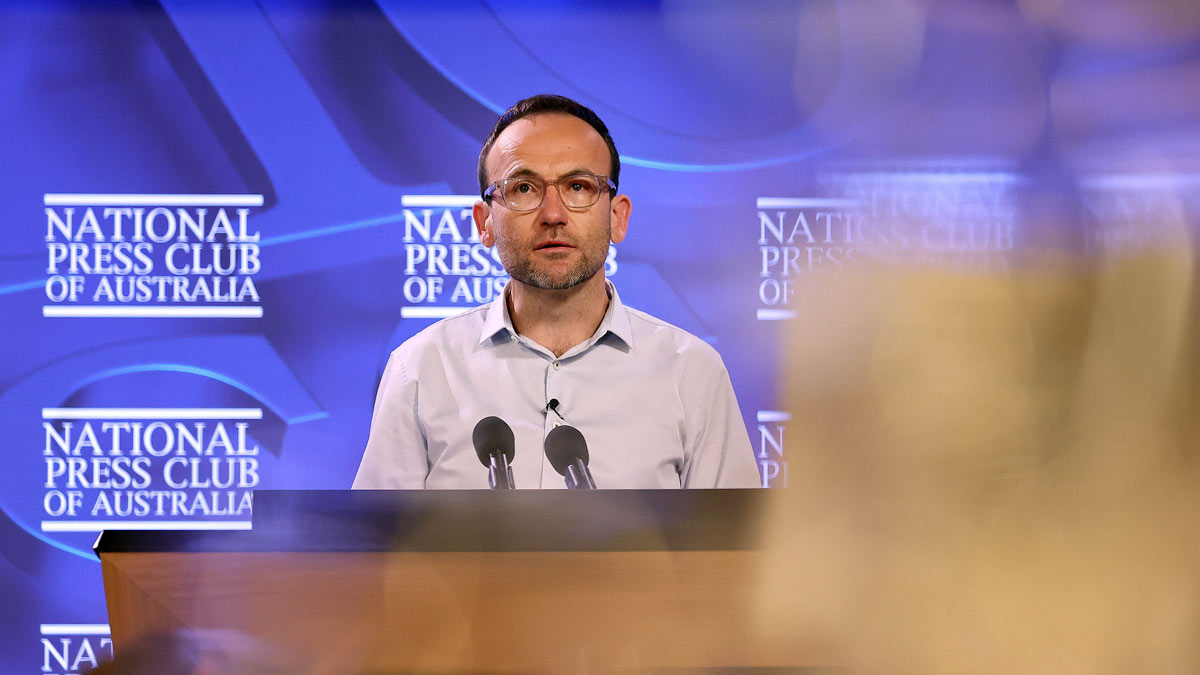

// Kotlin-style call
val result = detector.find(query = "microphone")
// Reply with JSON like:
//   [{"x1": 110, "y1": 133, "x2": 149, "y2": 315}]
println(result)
[
  {"x1": 472, "y1": 416, "x2": 515, "y2": 489},
  {"x1": 544, "y1": 425, "x2": 596, "y2": 489},
  {"x1": 543, "y1": 398, "x2": 564, "y2": 420}
]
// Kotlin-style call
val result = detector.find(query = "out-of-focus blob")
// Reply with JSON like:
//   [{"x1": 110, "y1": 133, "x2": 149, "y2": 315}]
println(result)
[
  {"x1": 1034, "y1": 0, "x2": 1200, "y2": 163},
  {"x1": 831, "y1": 0, "x2": 1049, "y2": 157},
  {"x1": 659, "y1": 0, "x2": 929, "y2": 157},
  {"x1": 753, "y1": 210, "x2": 1200, "y2": 671},
  {"x1": 793, "y1": 0, "x2": 928, "y2": 121},
  {"x1": 755, "y1": 0, "x2": 1200, "y2": 647},
  {"x1": 1051, "y1": 62, "x2": 1200, "y2": 154},
  {"x1": 1019, "y1": 0, "x2": 1200, "y2": 50}
]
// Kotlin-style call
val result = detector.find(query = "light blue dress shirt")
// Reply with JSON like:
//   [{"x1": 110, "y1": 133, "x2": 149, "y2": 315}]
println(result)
[{"x1": 353, "y1": 281, "x2": 760, "y2": 489}]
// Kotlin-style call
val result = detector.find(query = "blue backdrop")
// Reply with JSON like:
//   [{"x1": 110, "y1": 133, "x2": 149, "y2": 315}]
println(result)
[{"x1": 3, "y1": 1, "x2": 1195, "y2": 671}]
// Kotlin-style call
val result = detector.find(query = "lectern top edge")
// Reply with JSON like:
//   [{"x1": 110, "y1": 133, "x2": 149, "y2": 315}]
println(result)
[{"x1": 94, "y1": 488, "x2": 767, "y2": 554}]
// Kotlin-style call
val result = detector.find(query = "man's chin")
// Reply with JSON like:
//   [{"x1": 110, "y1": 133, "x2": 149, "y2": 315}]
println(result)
[{"x1": 513, "y1": 265, "x2": 601, "y2": 291}]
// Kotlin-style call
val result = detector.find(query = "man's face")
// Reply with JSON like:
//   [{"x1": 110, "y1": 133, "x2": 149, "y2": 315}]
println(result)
[{"x1": 473, "y1": 113, "x2": 631, "y2": 291}]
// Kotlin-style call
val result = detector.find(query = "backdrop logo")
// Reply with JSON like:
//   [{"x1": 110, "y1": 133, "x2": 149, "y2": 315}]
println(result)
[
  {"x1": 400, "y1": 195, "x2": 617, "y2": 319},
  {"x1": 41, "y1": 407, "x2": 259, "y2": 532},
  {"x1": 756, "y1": 410, "x2": 789, "y2": 487},
  {"x1": 756, "y1": 197, "x2": 860, "y2": 320},
  {"x1": 40, "y1": 624, "x2": 111, "y2": 675},
  {"x1": 1079, "y1": 173, "x2": 1200, "y2": 254},
  {"x1": 758, "y1": 170, "x2": 1020, "y2": 320},
  {"x1": 817, "y1": 169, "x2": 1018, "y2": 270},
  {"x1": 43, "y1": 194, "x2": 265, "y2": 318}
]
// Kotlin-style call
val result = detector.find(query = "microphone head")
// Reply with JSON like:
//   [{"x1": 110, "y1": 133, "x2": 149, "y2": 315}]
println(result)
[
  {"x1": 472, "y1": 416, "x2": 515, "y2": 466},
  {"x1": 544, "y1": 425, "x2": 589, "y2": 476}
]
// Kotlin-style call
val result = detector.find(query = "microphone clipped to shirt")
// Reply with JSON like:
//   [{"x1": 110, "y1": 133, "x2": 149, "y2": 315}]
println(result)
[
  {"x1": 544, "y1": 424, "x2": 597, "y2": 489},
  {"x1": 472, "y1": 416, "x2": 516, "y2": 489},
  {"x1": 543, "y1": 398, "x2": 564, "y2": 420}
]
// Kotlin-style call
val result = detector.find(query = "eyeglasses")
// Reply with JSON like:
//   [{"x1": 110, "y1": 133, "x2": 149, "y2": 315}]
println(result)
[{"x1": 483, "y1": 172, "x2": 616, "y2": 212}]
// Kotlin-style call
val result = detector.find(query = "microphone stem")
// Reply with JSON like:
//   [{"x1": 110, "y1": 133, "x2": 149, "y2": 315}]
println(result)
[
  {"x1": 489, "y1": 453, "x2": 515, "y2": 489},
  {"x1": 565, "y1": 460, "x2": 596, "y2": 489}
]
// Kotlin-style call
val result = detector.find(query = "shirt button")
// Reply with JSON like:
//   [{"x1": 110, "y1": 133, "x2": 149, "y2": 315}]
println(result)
[{"x1": 552, "y1": 361, "x2": 561, "y2": 370}]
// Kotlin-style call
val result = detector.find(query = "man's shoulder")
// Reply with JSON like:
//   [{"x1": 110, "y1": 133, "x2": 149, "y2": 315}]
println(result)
[
  {"x1": 621, "y1": 304, "x2": 725, "y2": 366},
  {"x1": 391, "y1": 304, "x2": 491, "y2": 359}
]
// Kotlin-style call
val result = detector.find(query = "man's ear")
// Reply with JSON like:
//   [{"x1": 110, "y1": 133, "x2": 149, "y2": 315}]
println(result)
[
  {"x1": 473, "y1": 200, "x2": 494, "y2": 247},
  {"x1": 609, "y1": 194, "x2": 631, "y2": 244}
]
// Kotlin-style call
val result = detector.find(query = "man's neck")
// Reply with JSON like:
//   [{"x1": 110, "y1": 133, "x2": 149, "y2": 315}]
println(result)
[{"x1": 508, "y1": 274, "x2": 610, "y2": 358}]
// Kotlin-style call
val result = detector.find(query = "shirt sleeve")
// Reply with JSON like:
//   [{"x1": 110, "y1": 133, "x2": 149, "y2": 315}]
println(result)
[
  {"x1": 681, "y1": 359, "x2": 762, "y2": 489},
  {"x1": 352, "y1": 350, "x2": 429, "y2": 489}
]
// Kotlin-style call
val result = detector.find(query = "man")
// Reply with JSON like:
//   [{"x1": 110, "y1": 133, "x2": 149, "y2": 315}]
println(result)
[{"x1": 353, "y1": 94, "x2": 759, "y2": 489}]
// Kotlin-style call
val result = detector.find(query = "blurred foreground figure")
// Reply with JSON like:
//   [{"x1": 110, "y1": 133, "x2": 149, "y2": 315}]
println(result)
[
  {"x1": 755, "y1": 230, "x2": 1200, "y2": 672},
  {"x1": 753, "y1": 0, "x2": 1200, "y2": 666}
]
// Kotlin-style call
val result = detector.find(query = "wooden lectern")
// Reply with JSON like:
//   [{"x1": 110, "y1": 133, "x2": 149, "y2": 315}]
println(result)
[{"x1": 96, "y1": 490, "x2": 820, "y2": 673}]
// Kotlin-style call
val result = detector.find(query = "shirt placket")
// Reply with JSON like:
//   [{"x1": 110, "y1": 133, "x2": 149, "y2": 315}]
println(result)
[{"x1": 542, "y1": 355, "x2": 567, "y2": 489}]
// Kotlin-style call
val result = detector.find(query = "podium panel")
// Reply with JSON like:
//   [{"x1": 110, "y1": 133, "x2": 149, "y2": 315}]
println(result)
[{"x1": 96, "y1": 490, "x2": 826, "y2": 672}]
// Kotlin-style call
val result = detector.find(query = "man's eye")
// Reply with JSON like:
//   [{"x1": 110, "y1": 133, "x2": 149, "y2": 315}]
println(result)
[
  {"x1": 564, "y1": 177, "x2": 597, "y2": 193},
  {"x1": 507, "y1": 180, "x2": 539, "y2": 196}
]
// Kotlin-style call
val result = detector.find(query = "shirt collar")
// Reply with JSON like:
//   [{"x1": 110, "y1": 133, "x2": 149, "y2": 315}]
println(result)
[
  {"x1": 478, "y1": 279, "x2": 633, "y2": 349},
  {"x1": 602, "y1": 280, "x2": 633, "y2": 348},
  {"x1": 478, "y1": 283, "x2": 512, "y2": 344}
]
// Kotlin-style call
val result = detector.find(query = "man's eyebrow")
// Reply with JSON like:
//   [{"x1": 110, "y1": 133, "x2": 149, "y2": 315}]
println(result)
[
  {"x1": 503, "y1": 167, "x2": 597, "y2": 180},
  {"x1": 561, "y1": 167, "x2": 598, "y2": 178},
  {"x1": 505, "y1": 167, "x2": 540, "y2": 179}
]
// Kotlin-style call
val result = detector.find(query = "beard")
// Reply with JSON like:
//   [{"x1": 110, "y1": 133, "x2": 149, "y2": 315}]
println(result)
[{"x1": 495, "y1": 227, "x2": 610, "y2": 291}]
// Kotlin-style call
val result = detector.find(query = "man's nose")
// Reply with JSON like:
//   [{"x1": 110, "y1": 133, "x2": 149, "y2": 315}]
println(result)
[{"x1": 539, "y1": 183, "x2": 569, "y2": 226}]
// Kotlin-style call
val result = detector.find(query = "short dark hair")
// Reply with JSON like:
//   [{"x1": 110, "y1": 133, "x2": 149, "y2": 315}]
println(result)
[{"x1": 477, "y1": 94, "x2": 620, "y2": 198}]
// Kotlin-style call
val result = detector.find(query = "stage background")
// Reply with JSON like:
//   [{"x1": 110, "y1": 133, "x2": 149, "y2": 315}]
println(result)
[{"x1": 2, "y1": 1, "x2": 1197, "y2": 671}]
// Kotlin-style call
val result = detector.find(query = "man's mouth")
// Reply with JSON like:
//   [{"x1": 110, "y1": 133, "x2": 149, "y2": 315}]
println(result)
[{"x1": 536, "y1": 240, "x2": 573, "y2": 251}]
